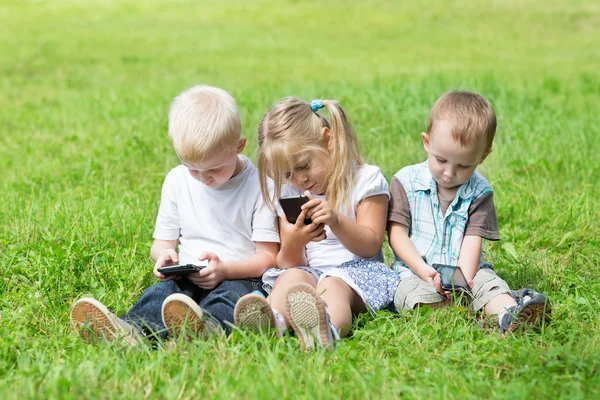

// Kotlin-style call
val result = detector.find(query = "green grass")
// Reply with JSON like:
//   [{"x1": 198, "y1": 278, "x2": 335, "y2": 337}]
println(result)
[{"x1": 1, "y1": 0, "x2": 599, "y2": 398}]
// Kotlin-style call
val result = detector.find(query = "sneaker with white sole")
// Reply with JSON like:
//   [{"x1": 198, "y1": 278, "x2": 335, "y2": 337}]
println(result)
[
  {"x1": 70, "y1": 297, "x2": 144, "y2": 346},
  {"x1": 500, "y1": 289, "x2": 551, "y2": 336},
  {"x1": 234, "y1": 292, "x2": 278, "y2": 334},
  {"x1": 161, "y1": 294, "x2": 207, "y2": 340},
  {"x1": 285, "y1": 283, "x2": 337, "y2": 350}
]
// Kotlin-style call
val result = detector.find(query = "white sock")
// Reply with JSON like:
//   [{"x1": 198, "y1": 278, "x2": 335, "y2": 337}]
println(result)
[
  {"x1": 329, "y1": 322, "x2": 340, "y2": 341},
  {"x1": 272, "y1": 309, "x2": 287, "y2": 331},
  {"x1": 498, "y1": 310, "x2": 508, "y2": 325}
]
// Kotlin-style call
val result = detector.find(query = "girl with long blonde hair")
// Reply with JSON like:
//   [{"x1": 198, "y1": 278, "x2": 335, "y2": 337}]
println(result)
[{"x1": 234, "y1": 97, "x2": 399, "y2": 350}]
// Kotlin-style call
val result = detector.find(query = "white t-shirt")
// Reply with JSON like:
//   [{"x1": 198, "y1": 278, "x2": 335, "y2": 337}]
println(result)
[
  {"x1": 153, "y1": 156, "x2": 280, "y2": 265},
  {"x1": 280, "y1": 163, "x2": 389, "y2": 268}
]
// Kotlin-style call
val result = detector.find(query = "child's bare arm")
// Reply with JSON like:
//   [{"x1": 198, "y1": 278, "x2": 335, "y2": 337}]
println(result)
[
  {"x1": 277, "y1": 212, "x2": 325, "y2": 269},
  {"x1": 150, "y1": 239, "x2": 179, "y2": 281},
  {"x1": 223, "y1": 241, "x2": 279, "y2": 279},
  {"x1": 150, "y1": 239, "x2": 178, "y2": 262},
  {"x1": 188, "y1": 242, "x2": 279, "y2": 290},
  {"x1": 457, "y1": 235, "x2": 482, "y2": 284},
  {"x1": 388, "y1": 222, "x2": 433, "y2": 280},
  {"x1": 304, "y1": 193, "x2": 388, "y2": 258},
  {"x1": 328, "y1": 194, "x2": 388, "y2": 258}
]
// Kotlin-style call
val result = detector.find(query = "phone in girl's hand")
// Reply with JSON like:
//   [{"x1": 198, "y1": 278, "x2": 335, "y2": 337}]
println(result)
[{"x1": 279, "y1": 195, "x2": 312, "y2": 224}]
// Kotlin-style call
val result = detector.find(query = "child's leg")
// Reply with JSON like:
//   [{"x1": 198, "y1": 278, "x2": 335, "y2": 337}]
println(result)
[
  {"x1": 394, "y1": 274, "x2": 450, "y2": 311},
  {"x1": 122, "y1": 279, "x2": 201, "y2": 340},
  {"x1": 470, "y1": 268, "x2": 515, "y2": 316},
  {"x1": 269, "y1": 269, "x2": 318, "y2": 327},
  {"x1": 316, "y1": 277, "x2": 365, "y2": 338},
  {"x1": 197, "y1": 278, "x2": 263, "y2": 335}
]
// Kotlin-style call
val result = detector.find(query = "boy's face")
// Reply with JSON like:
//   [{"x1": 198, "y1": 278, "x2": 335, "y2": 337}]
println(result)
[
  {"x1": 182, "y1": 139, "x2": 246, "y2": 188},
  {"x1": 422, "y1": 120, "x2": 490, "y2": 191},
  {"x1": 284, "y1": 149, "x2": 330, "y2": 196}
]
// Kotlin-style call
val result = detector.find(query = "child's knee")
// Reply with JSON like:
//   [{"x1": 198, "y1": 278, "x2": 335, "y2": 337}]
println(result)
[
  {"x1": 274, "y1": 269, "x2": 316, "y2": 288},
  {"x1": 471, "y1": 268, "x2": 511, "y2": 311},
  {"x1": 394, "y1": 275, "x2": 444, "y2": 311}
]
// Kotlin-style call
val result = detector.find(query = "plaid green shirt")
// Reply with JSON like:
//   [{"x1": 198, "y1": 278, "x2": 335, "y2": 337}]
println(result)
[{"x1": 391, "y1": 162, "x2": 493, "y2": 271}]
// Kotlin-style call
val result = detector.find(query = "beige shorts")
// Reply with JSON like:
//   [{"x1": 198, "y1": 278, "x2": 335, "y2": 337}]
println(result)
[{"x1": 393, "y1": 267, "x2": 511, "y2": 312}]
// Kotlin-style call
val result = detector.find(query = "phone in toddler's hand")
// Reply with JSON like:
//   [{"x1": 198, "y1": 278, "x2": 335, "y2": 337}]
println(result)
[
  {"x1": 157, "y1": 264, "x2": 206, "y2": 277},
  {"x1": 279, "y1": 195, "x2": 312, "y2": 225},
  {"x1": 434, "y1": 264, "x2": 471, "y2": 293}
]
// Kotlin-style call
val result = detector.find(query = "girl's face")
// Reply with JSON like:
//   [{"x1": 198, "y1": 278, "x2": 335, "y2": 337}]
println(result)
[{"x1": 284, "y1": 149, "x2": 330, "y2": 195}]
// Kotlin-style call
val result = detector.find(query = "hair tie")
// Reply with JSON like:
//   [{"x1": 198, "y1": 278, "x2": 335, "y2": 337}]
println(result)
[{"x1": 310, "y1": 99, "x2": 324, "y2": 112}]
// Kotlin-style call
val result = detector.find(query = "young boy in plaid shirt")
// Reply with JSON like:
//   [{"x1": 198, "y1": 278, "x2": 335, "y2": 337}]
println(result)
[{"x1": 388, "y1": 91, "x2": 550, "y2": 335}]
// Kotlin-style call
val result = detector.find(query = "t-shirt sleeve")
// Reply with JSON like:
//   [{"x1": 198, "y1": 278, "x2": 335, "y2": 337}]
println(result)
[
  {"x1": 388, "y1": 177, "x2": 411, "y2": 229},
  {"x1": 355, "y1": 166, "x2": 390, "y2": 203},
  {"x1": 153, "y1": 171, "x2": 182, "y2": 241},
  {"x1": 465, "y1": 192, "x2": 500, "y2": 240},
  {"x1": 251, "y1": 179, "x2": 281, "y2": 243}
]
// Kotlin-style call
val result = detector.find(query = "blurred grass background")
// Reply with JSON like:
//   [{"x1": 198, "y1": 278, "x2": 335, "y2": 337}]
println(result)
[{"x1": 0, "y1": 0, "x2": 599, "y2": 398}]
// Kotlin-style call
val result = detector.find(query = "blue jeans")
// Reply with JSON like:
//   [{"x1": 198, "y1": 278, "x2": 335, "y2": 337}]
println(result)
[{"x1": 121, "y1": 278, "x2": 263, "y2": 340}]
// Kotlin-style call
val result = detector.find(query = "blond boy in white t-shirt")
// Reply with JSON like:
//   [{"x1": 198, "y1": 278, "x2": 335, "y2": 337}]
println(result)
[{"x1": 70, "y1": 86, "x2": 279, "y2": 344}]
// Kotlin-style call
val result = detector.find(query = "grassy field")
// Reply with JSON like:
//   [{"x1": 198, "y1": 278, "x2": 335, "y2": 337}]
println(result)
[{"x1": 1, "y1": 0, "x2": 599, "y2": 398}]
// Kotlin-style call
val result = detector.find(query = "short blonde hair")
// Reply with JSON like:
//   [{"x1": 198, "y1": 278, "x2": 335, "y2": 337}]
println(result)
[
  {"x1": 427, "y1": 91, "x2": 497, "y2": 152},
  {"x1": 257, "y1": 97, "x2": 363, "y2": 213},
  {"x1": 168, "y1": 85, "x2": 241, "y2": 163}
]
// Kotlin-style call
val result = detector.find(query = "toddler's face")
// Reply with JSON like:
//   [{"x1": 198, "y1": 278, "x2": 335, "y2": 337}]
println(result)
[
  {"x1": 422, "y1": 120, "x2": 489, "y2": 191},
  {"x1": 284, "y1": 149, "x2": 330, "y2": 195},
  {"x1": 183, "y1": 149, "x2": 241, "y2": 189}
]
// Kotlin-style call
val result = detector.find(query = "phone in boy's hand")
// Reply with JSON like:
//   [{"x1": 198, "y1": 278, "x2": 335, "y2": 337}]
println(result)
[
  {"x1": 434, "y1": 264, "x2": 471, "y2": 293},
  {"x1": 157, "y1": 264, "x2": 206, "y2": 276},
  {"x1": 279, "y1": 195, "x2": 312, "y2": 225}
]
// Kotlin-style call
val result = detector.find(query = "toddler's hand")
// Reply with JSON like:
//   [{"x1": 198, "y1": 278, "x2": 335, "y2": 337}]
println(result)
[
  {"x1": 187, "y1": 252, "x2": 226, "y2": 290},
  {"x1": 423, "y1": 266, "x2": 450, "y2": 298},
  {"x1": 280, "y1": 208, "x2": 327, "y2": 246},
  {"x1": 153, "y1": 248, "x2": 180, "y2": 282},
  {"x1": 302, "y1": 191, "x2": 339, "y2": 229}
]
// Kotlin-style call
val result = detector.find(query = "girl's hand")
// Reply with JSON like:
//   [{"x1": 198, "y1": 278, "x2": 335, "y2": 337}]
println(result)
[
  {"x1": 280, "y1": 207, "x2": 326, "y2": 246},
  {"x1": 153, "y1": 249, "x2": 181, "y2": 281},
  {"x1": 302, "y1": 191, "x2": 339, "y2": 228},
  {"x1": 187, "y1": 252, "x2": 226, "y2": 290}
]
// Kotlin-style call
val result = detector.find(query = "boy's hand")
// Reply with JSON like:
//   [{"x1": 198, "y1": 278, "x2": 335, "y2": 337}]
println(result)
[
  {"x1": 153, "y1": 249, "x2": 180, "y2": 282},
  {"x1": 302, "y1": 191, "x2": 339, "y2": 229},
  {"x1": 280, "y1": 208, "x2": 326, "y2": 246},
  {"x1": 422, "y1": 265, "x2": 451, "y2": 298},
  {"x1": 187, "y1": 252, "x2": 226, "y2": 290}
]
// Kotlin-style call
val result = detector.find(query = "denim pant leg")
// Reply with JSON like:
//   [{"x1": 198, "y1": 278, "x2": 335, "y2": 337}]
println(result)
[
  {"x1": 199, "y1": 279, "x2": 262, "y2": 335},
  {"x1": 121, "y1": 279, "x2": 202, "y2": 340}
]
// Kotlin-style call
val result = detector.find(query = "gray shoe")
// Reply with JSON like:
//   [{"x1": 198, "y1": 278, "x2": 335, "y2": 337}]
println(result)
[
  {"x1": 500, "y1": 289, "x2": 551, "y2": 336},
  {"x1": 70, "y1": 298, "x2": 144, "y2": 346}
]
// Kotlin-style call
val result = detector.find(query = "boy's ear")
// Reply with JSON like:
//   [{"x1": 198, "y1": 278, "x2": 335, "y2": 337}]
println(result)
[
  {"x1": 236, "y1": 137, "x2": 247, "y2": 154},
  {"x1": 479, "y1": 148, "x2": 492, "y2": 164},
  {"x1": 421, "y1": 132, "x2": 430, "y2": 152}
]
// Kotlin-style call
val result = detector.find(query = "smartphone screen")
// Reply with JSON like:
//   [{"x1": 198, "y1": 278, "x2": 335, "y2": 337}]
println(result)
[
  {"x1": 279, "y1": 195, "x2": 312, "y2": 224},
  {"x1": 434, "y1": 264, "x2": 470, "y2": 292}
]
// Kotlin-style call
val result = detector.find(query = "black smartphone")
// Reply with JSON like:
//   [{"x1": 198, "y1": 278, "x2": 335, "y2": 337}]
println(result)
[
  {"x1": 157, "y1": 264, "x2": 206, "y2": 276},
  {"x1": 434, "y1": 264, "x2": 471, "y2": 293},
  {"x1": 279, "y1": 195, "x2": 312, "y2": 224}
]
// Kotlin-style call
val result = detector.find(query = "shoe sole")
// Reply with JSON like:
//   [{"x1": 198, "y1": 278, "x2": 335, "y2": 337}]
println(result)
[
  {"x1": 285, "y1": 283, "x2": 329, "y2": 351},
  {"x1": 161, "y1": 294, "x2": 204, "y2": 340},
  {"x1": 504, "y1": 298, "x2": 551, "y2": 336},
  {"x1": 70, "y1": 298, "x2": 140, "y2": 345},
  {"x1": 234, "y1": 294, "x2": 274, "y2": 333}
]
